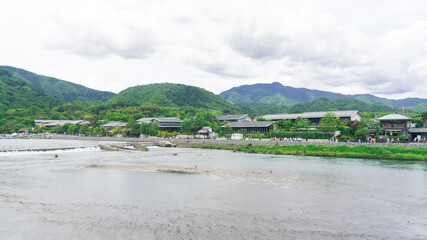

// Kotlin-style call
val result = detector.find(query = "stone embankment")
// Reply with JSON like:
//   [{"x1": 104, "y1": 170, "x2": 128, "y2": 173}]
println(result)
[{"x1": 49, "y1": 135, "x2": 427, "y2": 149}]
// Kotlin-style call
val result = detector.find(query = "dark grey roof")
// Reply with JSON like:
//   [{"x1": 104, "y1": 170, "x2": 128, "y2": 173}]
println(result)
[
  {"x1": 155, "y1": 117, "x2": 182, "y2": 123},
  {"x1": 216, "y1": 114, "x2": 248, "y2": 121},
  {"x1": 136, "y1": 117, "x2": 182, "y2": 124},
  {"x1": 409, "y1": 128, "x2": 427, "y2": 133},
  {"x1": 263, "y1": 110, "x2": 361, "y2": 120},
  {"x1": 101, "y1": 122, "x2": 127, "y2": 128},
  {"x1": 224, "y1": 121, "x2": 275, "y2": 128}
]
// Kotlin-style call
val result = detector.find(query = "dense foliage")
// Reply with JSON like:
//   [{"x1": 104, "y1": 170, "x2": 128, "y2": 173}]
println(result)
[
  {"x1": 111, "y1": 83, "x2": 241, "y2": 113},
  {"x1": 0, "y1": 67, "x2": 59, "y2": 113},
  {"x1": 236, "y1": 102, "x2": 289, "y2": 115},
  {"x1": 2, "y1": 66, "x2": 115, "y2": 102}
]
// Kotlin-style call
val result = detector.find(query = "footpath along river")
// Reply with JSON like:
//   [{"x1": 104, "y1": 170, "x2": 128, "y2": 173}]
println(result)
[{"x1": 0, "y1": 139, "x2": 426, "y2": 239}]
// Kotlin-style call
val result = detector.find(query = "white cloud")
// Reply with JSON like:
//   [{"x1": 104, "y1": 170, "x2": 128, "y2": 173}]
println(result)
[{"x1": 1, "y1": 0, "x2": 427, "y2": 99}]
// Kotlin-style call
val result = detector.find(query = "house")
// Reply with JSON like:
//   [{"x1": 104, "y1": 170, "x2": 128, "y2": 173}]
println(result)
[
  {"x1": 197, "y1": 127, "x2": 215, "y2": 139},
  {"x1": 136, "y1": 117, "x2": 182, "y2": 132},
  {"x1": 263, "y1": 110, "x2": 362, "y2": 125},
  {"x1": 409, "y1": 128, "x2": 427, "y2": 140},
  {"x1": 34, "y1": 120, "x2": 89, "y2": 128},
  {"x1": 377, "y1": 114, "x2": 413, "y2": 136},
  {"x1": 216, "y1": 114, "x2": 251, "y2": 124},
  {"x1": 223, "y1": 121, "x2": 276, "y2": 134}
]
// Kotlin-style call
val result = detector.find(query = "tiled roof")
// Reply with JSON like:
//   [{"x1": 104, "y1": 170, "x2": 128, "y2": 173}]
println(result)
[
  {"x1": 155, "y1": 117, "x2": 182, "y2": 123},
  {"x1": 136, "y1": 117, "x2": 182, "y2": 123},
  {"x1": 224, "y1": 121, "x2": 275, "y2": 128},
  {"x1": 263, "y1": 110, "x2": 360, "y2": 120},
  {"x1": 101, "y1": 122, "x2": 127, "y2": 128},
  {"x1": 216, "y1": 114, "x2": 248, "y2": 121},
  {"x1": 377, "y1": 114, "x2": 413, "y2": 121},
  {"x1": 408, "y1": 128, "x2": 427, "y2": 133}
]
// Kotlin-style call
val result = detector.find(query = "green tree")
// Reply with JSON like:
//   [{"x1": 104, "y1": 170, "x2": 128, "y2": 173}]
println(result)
[
  {"x1": 80, "y1": 124, "x2": 89, "y2": 135},
  {"x1": 293, "y1": 117, "x2": 312, "y2": 131},
  {"x1": 355, "y1": 128, "x2": 370, "y2": 140},
  {"x1": 277, "y1": 119, "x2": 292, "y2": 131},
  {"x1": 181, "y1": 118, "x2": 193, "y2": 134},
  {"x1": 53, "y1": 124, "x2": 63, "y2": 134},
  {"x1": 318, "y1": 113, "x2": 339, "y2": 132},
  {"x1": 129, "y1": 123, "x2": 141, "y2": 137},
  {"x1": 420, "y1": 111, "x2": 427, "y2": 128}
]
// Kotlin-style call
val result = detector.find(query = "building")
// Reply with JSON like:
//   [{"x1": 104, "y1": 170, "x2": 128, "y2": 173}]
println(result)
[
  {"x1": 263, "y1": 110, "x2": 362, "y2": 124},
  {"x1": 197, "y1": 127, "x2": 215, "y2": 138},
  {"x1": 34, "y1": 120, "x2": 89, "y2": 128},
  {"x1": 224, "y1": 121, "x2": 276, "y2": 134},
  {"x1": 136, "y1": 117, "x2": 182, "y2": 132},
  {"x1": 216, "y1": 114, "x2": 251, "y2": 124},
  {"x1": 409, "y1": 128, "x2": 427, "y2": 140},
  {"x1": 377, "y1": 114, "x2": 413, "y2": 136}
]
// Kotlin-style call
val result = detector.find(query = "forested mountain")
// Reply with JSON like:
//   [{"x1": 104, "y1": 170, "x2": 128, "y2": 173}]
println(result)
[
  {"x1": 2, "y1": 66, "x2": 115, "y2": 103},
  {"x1": 110, "y1": 83, "x2": 242, "y2": 113},
  {"x1": 0, "y1": 67, "x2": 59, "y2": 113},
  {"x1": 220, "y1": 82, "x2": 427, "y2": 108},
  {"x1": 287, "y1": 98, "x2": 395, "y2": 113},
  {"x1": 236, "y1": 102, "x2": 289, "y2": 115}
]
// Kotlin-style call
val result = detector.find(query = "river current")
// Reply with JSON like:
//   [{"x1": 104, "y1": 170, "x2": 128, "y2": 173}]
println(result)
[{"x1": 0, "y1": 139, "x2": 426, "y2": 239}]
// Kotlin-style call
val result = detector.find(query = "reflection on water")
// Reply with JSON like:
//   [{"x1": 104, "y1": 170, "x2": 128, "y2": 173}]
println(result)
[{"x1": 0, "y1": 139, "x2": 426, "y2": 239}]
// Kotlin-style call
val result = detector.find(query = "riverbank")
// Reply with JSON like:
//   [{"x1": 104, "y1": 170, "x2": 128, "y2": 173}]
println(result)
[
  {"x1": 45, "y1": 135, "x2": 427, "y2": 161},
  {"x1": 193, "y1": 144, "x2": 427, "y2": 161},
  {"x1": 48, "y1": 135, "x2": 427, "y2": 149}
]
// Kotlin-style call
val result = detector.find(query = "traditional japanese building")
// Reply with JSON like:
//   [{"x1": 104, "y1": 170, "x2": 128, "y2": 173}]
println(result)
[
  {"x1": 216, "y1": 114, "x2": 251, "y2": 124},
  {"x1": 377, "y1": 114, "x2": 413, "y2": 136},
  {"x1": 223, "y1": 121, "x2": 275, "y2": 134},
  {"x1": 263, "y1": 110, "x2": 362, "y2": 125},
  {"x1": 136, "y1": 117, "x2": 182, "y2": 132}
]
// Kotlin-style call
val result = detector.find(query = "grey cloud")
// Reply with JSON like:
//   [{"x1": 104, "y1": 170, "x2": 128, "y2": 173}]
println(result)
[{"x1": 228, "y1": 32, "x2": 285, "y2": 59}]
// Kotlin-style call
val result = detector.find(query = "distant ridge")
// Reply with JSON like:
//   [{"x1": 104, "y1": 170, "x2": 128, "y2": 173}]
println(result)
[
  {"x1": 2, "y1": 66, "x2": 115, "y2": 103},
  {"x1": 0, "y1": 67, "x2": 59, "y2": 112},
  {"x1": 219, "y1": 82, "x2": 427, "y2": 110},
  {"x1": 110, "y1": 83, "x2": 242, "y2": 113}
]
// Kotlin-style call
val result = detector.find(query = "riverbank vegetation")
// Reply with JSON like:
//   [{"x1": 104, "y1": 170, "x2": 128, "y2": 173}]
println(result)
[{"x1": 195, "y1": 144, "x2": 427, "y2": 161}]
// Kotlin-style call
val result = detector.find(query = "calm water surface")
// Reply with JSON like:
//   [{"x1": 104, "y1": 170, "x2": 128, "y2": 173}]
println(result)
[{"x1": 0, "y1": 139, "x2": 426, "y2": 239}]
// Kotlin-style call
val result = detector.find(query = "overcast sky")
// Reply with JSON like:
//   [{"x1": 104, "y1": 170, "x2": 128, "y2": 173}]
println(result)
[{"x1": 1, "y1": 0, "x2": 427, "y2": 99}]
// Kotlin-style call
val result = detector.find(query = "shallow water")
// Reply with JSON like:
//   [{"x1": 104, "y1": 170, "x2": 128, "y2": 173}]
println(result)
[{"x1": 0, "y1": 139, "x2": 426, "y2": 239}]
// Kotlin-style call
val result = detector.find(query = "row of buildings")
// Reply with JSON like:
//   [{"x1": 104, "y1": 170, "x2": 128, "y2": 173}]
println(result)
[{"x1": 34, "y1": 110, "x2": 427, "y2": 139}]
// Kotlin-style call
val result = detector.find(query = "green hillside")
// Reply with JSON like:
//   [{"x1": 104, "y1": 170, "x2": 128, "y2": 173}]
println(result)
[
  {"x1": 287, "y1": 98, "x2": 395, "y2": 113},
  {"x1": 0, "y1": 67, "x2": 59, "y2": 113},
  {"x1": 219, "y1": 82, "x2": 344, "y2": 105},
  {"x1": 2, "y1": 66, "x2": 115, "y2": 103},
  {"x1": 110, "y1": 83, "x2": 241, "y2": 113},
  {"x1": 236, "y1": 102, "x2": 289, "y2": 115}
]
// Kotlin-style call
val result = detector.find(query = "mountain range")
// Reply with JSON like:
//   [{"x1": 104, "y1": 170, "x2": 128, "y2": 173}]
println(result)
[
  {"x1": 219, "y1": 82, "x2": 427, "y2": 109},
  {"x1": 1, "y1": 65, "x2": 427, "y2": 115}
]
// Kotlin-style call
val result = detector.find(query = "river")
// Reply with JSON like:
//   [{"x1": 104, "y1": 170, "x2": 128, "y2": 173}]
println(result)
[{"x1": 0, "y1": 139, "x2": 426, "y2": 239}]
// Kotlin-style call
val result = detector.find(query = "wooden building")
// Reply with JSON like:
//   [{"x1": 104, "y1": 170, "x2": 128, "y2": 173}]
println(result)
[
  {"x1": 216, "y1": 114, "x2": 251, "y2": 124},
  {"x1": 136, "y1": 117, "x2": 182, "y2": 132},
  {"x1": 377, "y1": 114, "x2": 413, "y2": 136},
  {"x1": 223, "y1": 121, "x2": 275, "y2": 134},
  {"x1": 263, "y1": 110, "x2": 362, "y2": 125}
]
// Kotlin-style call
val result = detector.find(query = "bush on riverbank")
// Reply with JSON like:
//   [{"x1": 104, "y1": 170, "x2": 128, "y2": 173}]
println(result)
[{"x1": 195, "y1": 144, "x2": 427, "y2": 161}]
